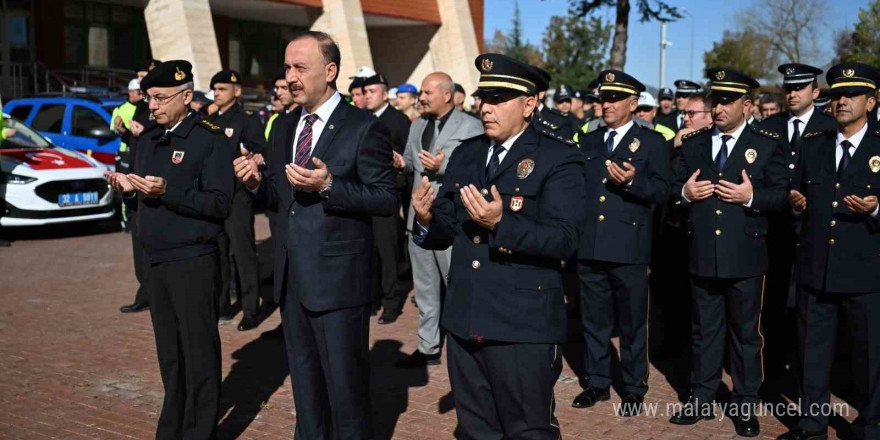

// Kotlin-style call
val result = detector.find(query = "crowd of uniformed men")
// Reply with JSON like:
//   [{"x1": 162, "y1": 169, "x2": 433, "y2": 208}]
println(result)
[{"x1": 105, "y1": 29, "x2": 879, "y2": 440}]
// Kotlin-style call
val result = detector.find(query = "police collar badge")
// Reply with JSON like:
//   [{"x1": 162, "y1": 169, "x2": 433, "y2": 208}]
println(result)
[
  {"x1": 745, "y1": 148, "x2": 757, "y2": 164},
  {"x1": 225, "y1": 127, "x2": 234, "y2": 138},
  {"x1": 517, "y1": 158, "x2": 535, "y2": 179},
  {"x1": 172, "y1": 150, "x2": 185, "y2": 164},
  {"x1": 870, "y1": 155, "x2": 880, "y2": 173}
]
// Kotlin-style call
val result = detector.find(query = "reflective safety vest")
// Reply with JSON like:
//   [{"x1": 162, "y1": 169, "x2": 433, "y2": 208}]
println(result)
[{"x1": 111, "y1": 100, "x2": 138, "y2": 152}]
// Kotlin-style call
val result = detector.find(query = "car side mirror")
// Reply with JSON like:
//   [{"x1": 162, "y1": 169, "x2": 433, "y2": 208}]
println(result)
[{"x1": 89, "y1": 126, "x2": 118, "y2": 140}]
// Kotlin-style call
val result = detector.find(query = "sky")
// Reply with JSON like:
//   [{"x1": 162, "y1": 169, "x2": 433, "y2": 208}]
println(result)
[{"x1": 484, "y1": 0, "x2": 871, "y2": 90}]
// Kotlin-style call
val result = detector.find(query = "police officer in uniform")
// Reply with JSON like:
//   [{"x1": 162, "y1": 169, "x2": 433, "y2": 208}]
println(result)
[
  {"x1": 669, "y1": 68, "x2": 789, "y2": 437},
  {"x1": 411, "y1": 53, "x2": 587, "y2": 440},
  {"x1": 671, "y1": 79, "x2": 704, "y2": 131},
  {"x1": 778, "y1": 62, "x2": 880, "y2": 440},
  {"x1": 531, "y1": 67, "x2": 575, "y2": 141},
  {"x1": 207, "y1": 69, "x2": 268, "y2": 331},
  {"x1": 654, "y1": 87, "x2": 677, "y2": 130},
  {"x1": 756, "y1": 63, "x2": 837, "y2": 379},
  {"x1": 106, "y1": 60, "x2": 233, "y2": 439},
  {"x1": 573, "y1": 70, "x2": 672, "y2": 416}
]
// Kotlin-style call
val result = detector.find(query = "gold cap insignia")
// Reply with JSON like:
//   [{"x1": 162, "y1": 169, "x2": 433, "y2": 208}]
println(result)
[
  {"x1": 715, "y1": 70, "x2": 726, "y2": 80},
  {"x1": 870, "y1": 155, "x2": 880, "y2": 173},
  {"x1": 149, "y1": 61, "x2": 156, "y2": 71},
  {"x1": 785, "y1": 67, "x2": 795, "y2": 75},
  {"x1": 628, "y1": 138, "x2": 640, "y2": 153},
  {"x1": 481, "y1": 59, "x2": 493, "y2": 72},
  {"x1": 174, "y1": 67, "x2": 185, "y2": 81},
  {"x1": 843, "y1": 68, "x2": 855, "y2": 78},
  {"x1": 230, "y1": 73, "x2": 237, "y2": 82},
  {"x1": 605, "y1": 72, "x2": 615, "y2": 82},
  {"x1": 745, "y1": 148, "x2": 758, "y2": 164},
  {"x1": 517, "y1": 158, "x2": 535, "y2": 179}
]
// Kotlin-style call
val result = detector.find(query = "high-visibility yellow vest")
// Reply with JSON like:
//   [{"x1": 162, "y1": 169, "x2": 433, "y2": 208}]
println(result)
[{"x1": 111, "y1": 100, "x2": 138, "y2": 152}]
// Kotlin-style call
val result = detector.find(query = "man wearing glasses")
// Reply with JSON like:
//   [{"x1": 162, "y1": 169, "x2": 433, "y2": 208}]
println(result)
[{"x1": 106, "y1": 60, "x2": 233, "y2": 439}]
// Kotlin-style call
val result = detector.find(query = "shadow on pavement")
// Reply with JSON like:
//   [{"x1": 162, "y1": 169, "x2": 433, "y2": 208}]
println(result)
[{"x1": 370, "y1": 339, "x2": 429, "y2": 440}]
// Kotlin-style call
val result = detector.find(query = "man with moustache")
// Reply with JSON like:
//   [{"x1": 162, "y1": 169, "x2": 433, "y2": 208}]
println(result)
[
  {"x1": 669, "y1": 68, "x2": 789, "y2": 437},
  {"x1": 778, "y1": 62, "x2": 880, "y2": 440},
  {"x1": 234, "y1": 31, "x2": 396, "y2": 439}
]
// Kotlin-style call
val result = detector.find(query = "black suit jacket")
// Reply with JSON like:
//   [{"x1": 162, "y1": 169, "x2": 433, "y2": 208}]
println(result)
[
  {"x1": 674, "y1": 124, "x2": 790, "y2": 278},
  {"x1": 377, "y1": 106, "x2": 411, "y2": 154},
  {"x1": 418, "y1": 125, "x2": 587, "y2": 344},
  {"x1": 255, "y1": 97, "x2": 398, "y2": 310},
  {"x1": 794, "y1": 127, "x2": 880, "y2": 293},
  {"x1": 577, "y1": 123, "x2": 672, "y2": 265}
]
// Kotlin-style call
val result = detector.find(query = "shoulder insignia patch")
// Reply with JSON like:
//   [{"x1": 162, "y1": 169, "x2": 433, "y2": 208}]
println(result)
[
  {"x1": 540, "y1": 119, "x2": 559, "y2": 130},
  {"x1": 682, "y1": 125, "x2": 710, "y2": 141},
  {"x1": 245, "y1": 110, "x2": 253, "y2": 116},
  {"x1": 750, "y1": 125, "x2": 780, "y2": 139},
  {"x1": 539, "y1": 129, "x2": 576, "y2": 146},
  {"x1": 803, "y1": 129, "x2": 834, "y2": 139},
  {"x1": 198, "y1": 119, "x2": 222, "y2": 132}
]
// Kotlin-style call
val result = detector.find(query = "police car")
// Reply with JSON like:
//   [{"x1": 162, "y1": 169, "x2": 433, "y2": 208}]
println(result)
[{"x1": 1, "y1": 114, "x2": 114, "y2": 226}]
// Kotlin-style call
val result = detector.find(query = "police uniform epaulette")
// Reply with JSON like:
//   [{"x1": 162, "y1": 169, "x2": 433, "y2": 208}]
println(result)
[
  {"x1": 538, "y1": 128, "x2": 576, "y2": 146},
  {"x1": 750, "y1": 124, "x2": 780, "y2": 139},
  {"x1": 245, "y1": 110, "x2": 253, "y2": 116},
  {"x1": 803, "y1": 129, "x2": 834, "y2": 139},
  {"x1": 539, "y1": 119, "x2": 558, "y2": 130},
  {"x1": 682, "y1": 125, "x2": 710, "y2": 141},
  {"x1": 198, "y1": 119, "x2": 222, "y2": 132}
]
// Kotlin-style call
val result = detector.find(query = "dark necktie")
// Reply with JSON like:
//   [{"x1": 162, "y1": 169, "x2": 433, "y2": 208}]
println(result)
[
  {"x1": 837, "y1": 140, "x2": 852, "y2": 180},
  {"x1": 486, "y1": 145, "x2": 506, "y2": 179},
  {"x1": 715, "y1": 134, "x2": 732, "y2": 169},
  {"x1": 606, "y1": 130, "x2": 617, "y2": 154},
  {"x1": 791, "y1": 119, "x2": 801, "y2": 148},
  {"x1": 294, "y1": 114, "x2": 318, "y2": 167},
  {"x1": 421, "y1": 117, "x2": 436, "y2": 151}
]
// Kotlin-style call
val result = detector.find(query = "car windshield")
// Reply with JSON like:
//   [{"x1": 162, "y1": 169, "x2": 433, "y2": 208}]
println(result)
[{"x1": 1, "y1": 116, "x2": 52, "y2": 149}]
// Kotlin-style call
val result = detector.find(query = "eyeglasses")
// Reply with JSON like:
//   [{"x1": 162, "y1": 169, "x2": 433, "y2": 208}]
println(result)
[
  {"x1": 683, "y1": 110, "x2": 712, "y2": 118},
  {"x1": 144, "y1": 90, "x2": 186, "y2": 105}
]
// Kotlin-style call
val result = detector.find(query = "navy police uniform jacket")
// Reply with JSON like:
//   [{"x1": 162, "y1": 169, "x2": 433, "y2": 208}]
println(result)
[
  {"x1": 757, "y1": 108, "x2": 837, "y2": 180},
  {"x1": 675, "y1": 124, "x2": 789, "y2": 278},
  {"x1": 577, "y1": 123, "x2": 672, "y2": 265},
  {"x1": 793, "y1": 128, "x2": 880, "y2": 293},
  {"x1": 417, "y1": 124, "x2": 587, "y2": 344}
]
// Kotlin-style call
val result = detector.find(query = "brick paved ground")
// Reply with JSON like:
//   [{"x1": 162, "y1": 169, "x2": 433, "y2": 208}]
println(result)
[{"x1": 0, "y1": 217, "x2": 860, "y2": 440}]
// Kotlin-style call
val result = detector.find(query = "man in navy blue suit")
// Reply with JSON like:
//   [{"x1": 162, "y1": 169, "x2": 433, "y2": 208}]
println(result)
[{"x1": 234, "y1": 31, "x2": 397, "y2": 440}]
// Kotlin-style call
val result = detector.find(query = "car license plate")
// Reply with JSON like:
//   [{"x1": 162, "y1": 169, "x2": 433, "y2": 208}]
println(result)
[{"x1": 58, "y1": 192, "x2": 99, "y2": 207}]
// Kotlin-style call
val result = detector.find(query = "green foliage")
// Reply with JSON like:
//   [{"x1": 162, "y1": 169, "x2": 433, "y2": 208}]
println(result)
[
  {"x1": 541, "y1": 12, "x2": 612, "y2": 89},
  {"x1": 703, "y1": 28, "x2": 777, "y2": 80},
  {"x1": 836, "y1": 0, "x2": 880, "y2": 66}
]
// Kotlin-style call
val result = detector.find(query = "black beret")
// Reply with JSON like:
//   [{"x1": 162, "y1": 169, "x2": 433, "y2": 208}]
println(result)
[
  {"x1": 362, "y1": 74, "x2": 388, "y2": 88},
  {"x1": 473, "y1": 53, "x2": 548, "y2": 97},
  {"x1": 779, "y1": 63, "x2": 822, "y2": 90},
  {"x1": 210, "y1": 69, "x2": 241, "y2": 89},
  {"x1": 140, "y1": 60, "x2": 193, "y2": 92},
  {"x1": 554, "y1": 84, "x2": 573, "y2": 101},
  {"x1": 595, "y1": 70, "x2": 646, "y2": 100},
  {"x1": 826, "y1": 62, "x2": 878, "y2": 95},
  {"x1": 140, "y1": 59, "x2": 162, "y2": 73},
  {"x1": 673, "y1": 79, "x2": 703, "y2": 95},
  {"x1": 706, "y1": 68, "x2": 760, "y2": 103},
  {"x1": 348, "y1": 77, "x2": 365, "y2": 93}
]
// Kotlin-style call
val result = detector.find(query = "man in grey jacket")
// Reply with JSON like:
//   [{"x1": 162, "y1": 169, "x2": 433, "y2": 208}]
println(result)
[{"x1": 392, "y1": 72, "x2": 484, "y2": 367}]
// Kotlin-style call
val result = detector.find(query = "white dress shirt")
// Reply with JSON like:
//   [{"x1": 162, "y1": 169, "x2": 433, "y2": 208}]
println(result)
[
  {"x1": 486, "y1": 127, "x2": 526, "y2": 166},
  {"x1": 373, "y1": 103, "x2": 389, "y2": 118},
  {"x1": 603, "y1": 120, "x2": 635, "y2": 152},
  {"x1": 681, "y1": 120, "x2": 753, "y2": 206},
  {"x1": 291, "y1": 91, "x2": 342, "y2": 161},
  {"x1": 833, "y1": 122, "x2": 877, "y2": 217},
  {"x1": 788, "y1": 106, "x2": 814, "y2": 142}
]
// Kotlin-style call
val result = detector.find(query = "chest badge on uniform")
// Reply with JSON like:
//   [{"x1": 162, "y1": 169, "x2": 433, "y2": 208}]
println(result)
[
  {"x1": 870, "y1": 156, "x2": 880, "y2": 173},
  {"x1": 225, "y1": 128, "x2": 234, "y2": 138},
  {"x1": 517, "y1": 158, "x2": 535, "y2": 179},
  {"x1": 745, "y1": 148, "x2": 757, "y2": 164},
  {"x1": 510, "y1": 196, "x2": 524, "y2": 212},
  {"x1": 171, "y1": 150, "x2": 185, "y2": 164},
  {"x1": 628, "y1": 138, "x2": 640, "y2": 153}
]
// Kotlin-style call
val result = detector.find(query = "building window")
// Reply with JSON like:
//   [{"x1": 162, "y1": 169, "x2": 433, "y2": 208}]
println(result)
[
  {"x1": 63, "y1": 0, "x2": 151, "y2": 70},
  {"x1": 227, "y1": 19, "x2": 303, "y2": 81}
]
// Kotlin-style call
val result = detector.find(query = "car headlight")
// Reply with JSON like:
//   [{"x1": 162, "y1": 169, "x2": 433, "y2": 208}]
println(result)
[{"x1": 1, "y1": 173, "x2": 37, "y2": 184}]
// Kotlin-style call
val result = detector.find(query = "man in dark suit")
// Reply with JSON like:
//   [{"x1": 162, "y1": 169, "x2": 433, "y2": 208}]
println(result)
[
  {"x1": 412, "y1": 53, "x2": 586, "y2": 440},
  {"x1": 573, "y1": 70, "x2": 672, "y2": 417},
  {"x1": 362, "y1": 72, "x2": 412, "y2": 323},
  {"x1": 778, "y1": 62, "x2": 880, "y2": 440},
  {"x1": 755, "y1": 63, "x2": 837, "y2": 379},
  {"x1": 234, "y1": 31, "x2": 397, "y2": 439},
  {"x1": 207, "y1": 69, "x2": 269, "y2": 331},
  {"x1": 669, "y1": 68, "x2": 789, "y2": 437}
]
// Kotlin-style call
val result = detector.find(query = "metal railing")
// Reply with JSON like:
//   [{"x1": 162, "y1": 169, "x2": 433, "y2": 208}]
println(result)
[{"x1": 1, "y1": 61, "x2": 136, "y2": 99}]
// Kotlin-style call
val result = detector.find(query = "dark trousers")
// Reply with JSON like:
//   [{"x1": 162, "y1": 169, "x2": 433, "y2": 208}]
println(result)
[
  {"x1": 447, "y1": 334, "x2": 562, "y2": 440},
  {"x1": 764, "y1": 217, "x2": 798, "y2": 375},
  {"x1": 370, "y1": 214, "x2": 403, "y2": 316},
  {"x1": 280, "y1": 295, "x2": 371, "y2": 440},
  {"x1": 148, "y1": 252, "x2": 222, "y2": 440},
  {"x1": 218, "y1": 188, "x2": 260, "y2": 317},
  {"x1": 690, "y1": 275, "x2": 764, "y2": 408},
  {"x1": 797, "y1": 288, "x2": 880, "y2": 438},
  {"x1": 130, "y1": 215, "x2": 150, "y2": 305},
  {"x1": 578, "y1": 260, "x2": 650, "y2": 396}
]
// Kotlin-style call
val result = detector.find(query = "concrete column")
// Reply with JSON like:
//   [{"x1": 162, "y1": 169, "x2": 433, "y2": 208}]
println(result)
[
  {"x1": 424, "y1": 0, "x2": 481, "y2": 97},
  {"x1": 144, "y1": 0, "x2": 222, "y2": 91},
  {"x1": 308, "y1": 0, "x2": 374, "y2": 93}
]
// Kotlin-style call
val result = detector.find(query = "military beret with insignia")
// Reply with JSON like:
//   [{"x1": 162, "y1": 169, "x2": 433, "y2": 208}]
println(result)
[
  {"x1": 140, "y1": 59, "x2": 162, "y2": 73},
  {"x1": 140, "y1": 60, "x2": 193, "y2": 92},
  {"x1": 348, "y1": 76, "x2": 365, "y2": 93},
  {"x1": 210, "y1": 69, "x2": 241, "y2": 89},
  {"x1": 362, "y1": 73, "x2": 388, "y2": 88}
]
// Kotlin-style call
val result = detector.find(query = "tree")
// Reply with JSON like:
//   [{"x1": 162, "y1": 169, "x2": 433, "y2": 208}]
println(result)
[
  {"x1": 734, "y1": 0, "x2": 829, "y2": 66},
  {"x1": 486, "y1": 2, "x2": 543, "y2": 65},
  {"x1": 835, "y1": 0, "x2": 880, "y2": 66},
  {"x1": 703, "y1": 28, "x2": 777, "y2": 80},
  {"x1": 571, "y1": 0, "x2": 682, "y2": 70},
  {"x1": 542, "y1": 11, "x2": 612, "y2": 89}
]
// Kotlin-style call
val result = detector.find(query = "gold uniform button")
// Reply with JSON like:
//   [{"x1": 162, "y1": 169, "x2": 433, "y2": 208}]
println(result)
[
  {"x1": 515, "y1": 187, "x2": 520, "y2": 193},
  {"x1": 471, "y1": 260, "x2": 481, "y2": 269},
  {"x1": 832, "y1": 201, "x2": 839, "y2": 208},
  {"x1": 598, "y1": 215, "x2": 605, "y2": 221},
  {"x1": 605, "y1": 160, "x2": 612, "y2": 166},
  {"x1": 715, "y1": 229, "x2": 722, "y2": 236},
  {"x1": 835, "y1": 183, "x2": 841, "y2": 189},
  {"x1": 718, "y1": 173, "x2": 723, "y2": 178},
  {"x1": 789, "y1": 164, "x2": 795, "y2": 170},
  {"x1": 602, "y1": 178, "x2": 608, "y2": 184},
  {"x1": 481, "y1": 188, "x2": 489, "y2": 196},
  {"x1": 715, "y1": 210, "x2": 722, "y2": 216},
  {"x1": 599, "y1": 196, "x2": 606, "y2": 203},
  {"x1": 473, "y1": 236, "x2": 481, "y2": 244},
  {"x1": 830, "y1": 220, "x2": 836, "y2": 227},
  {"x1": 829, "y1": 239, "x2": 835, "y2": 245}
]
